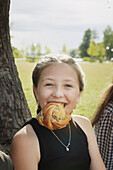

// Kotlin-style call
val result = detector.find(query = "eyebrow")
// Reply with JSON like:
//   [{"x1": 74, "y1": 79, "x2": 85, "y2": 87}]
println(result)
[
  {"x1": 64, "y1": 79, "x2": 75, "y2": 82},
  {"x1": 42, "y1": 78, "x2": 75, "y2": 83},
  {"x1": 41, "y1": 78, "x2": 54, "y2": 82}
]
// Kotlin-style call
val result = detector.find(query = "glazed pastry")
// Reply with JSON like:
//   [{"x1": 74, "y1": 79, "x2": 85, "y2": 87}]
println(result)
[{"x1": 38, "y1": 102, "x2": 71, "y2": 130}]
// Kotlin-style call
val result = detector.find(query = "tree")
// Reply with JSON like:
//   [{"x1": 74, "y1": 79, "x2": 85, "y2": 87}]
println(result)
[
  {"x1": 91, "y1": 29, "x2": 98, "y2": 41},
  {"x1": 103, "y1": 25, "x2": 113, "y2": 60},
  {"x1": 69, "y1": 48, "x2": 79, "y2": 58},
  {"x1": 0, "y1": 0, "x2": 31, "y2": 154},
  {"x1": 31, "y1": 43, "x2": 36, "y2": 56},
  {"x1": 69, "y1": 49, "x2": 76, "y2": 58},
  {"x1": 12, "y1": 46, "x2": 24, "y2": 58},
  {"x1": 103, "y1": 25, "x2": 112, "y2": 47},
  {"x1": 97, "y1": 42, "x2": 106, "y2": 62},
  {"x1": 87, "y1": 40, "x2": 98, "y2": 61},
  {"x1": 45, "y1": 45, "x2": 51, "y2": 55},
  {"x1": 79, "y1": 29, "x2": 91, "y2": 58},
  {"x1": 62, "y1": 44, "x2": 67, "y2": 53},
  {"x1": 36, "y1": 43, "x2": 41, "y2": 56}
]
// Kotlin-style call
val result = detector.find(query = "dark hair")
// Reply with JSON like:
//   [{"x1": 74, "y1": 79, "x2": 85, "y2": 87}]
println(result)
[
  {"x1": 32, "y1": 54, "x2": 85, "y2": 92},
  {"x1": 92, "y1": 84, "x2": 113, "y2": 126}
]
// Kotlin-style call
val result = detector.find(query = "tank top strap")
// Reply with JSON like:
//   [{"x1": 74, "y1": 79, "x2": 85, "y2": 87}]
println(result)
[
  {"x1": 71, "y1": 118, "x2": 88, "y2": 143},
  {"x1": 24, "y1": 118, "x2": 40, "y2": 138}
]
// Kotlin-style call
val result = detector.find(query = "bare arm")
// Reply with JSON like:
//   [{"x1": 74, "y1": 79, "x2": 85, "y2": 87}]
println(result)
[
  {"x1": 86, "y1": 119, "x2": 106, "y2": 170},
  {"x1": 72, "y1": 115, "x2": 106, "y2": 170},
  {"x1": 10, "y1": 125, "x2": 40, "y2": 170}
]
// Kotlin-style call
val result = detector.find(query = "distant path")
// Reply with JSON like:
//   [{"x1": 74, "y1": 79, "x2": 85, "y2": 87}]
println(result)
[{"x1": 15, "y1": 58, "x2": 26, "y2": 61}]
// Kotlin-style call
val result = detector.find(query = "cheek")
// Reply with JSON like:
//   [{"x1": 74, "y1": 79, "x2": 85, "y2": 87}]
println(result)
[
  {"x1": 38, "y1": 91, "x2": 47, "y2": 101},
  {"x1": 38, "y1": 92, "x2": 46, "y2": 109},
  {"x1": 67, "y1": 90, "x2": 80, "y2": 104},
  {"x1": 37, "y1": 88, "x2": 52, "y2": 104}
]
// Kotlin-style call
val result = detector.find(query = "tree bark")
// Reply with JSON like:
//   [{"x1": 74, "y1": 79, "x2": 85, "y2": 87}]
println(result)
[{"x1": 0, "y1": 0, "x2": 32, "y2": 154}]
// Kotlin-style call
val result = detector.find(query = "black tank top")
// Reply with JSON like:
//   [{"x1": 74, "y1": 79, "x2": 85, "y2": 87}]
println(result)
[{"x1": 24, "y1": 118, "x2": 91, "y2": 170}]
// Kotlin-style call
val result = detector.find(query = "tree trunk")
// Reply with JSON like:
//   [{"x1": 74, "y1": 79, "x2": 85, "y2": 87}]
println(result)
[{"x1": 0, "y1": 0, "x2": 32, "y2": 154}]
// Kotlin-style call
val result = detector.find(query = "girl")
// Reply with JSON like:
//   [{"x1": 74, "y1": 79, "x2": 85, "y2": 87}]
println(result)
[
  {"x1": 92, "y1": 84, "x2": 113, "y2": 170},
  {"x1": 10, "y1": 55, "x2": 106, "y2": 170}
]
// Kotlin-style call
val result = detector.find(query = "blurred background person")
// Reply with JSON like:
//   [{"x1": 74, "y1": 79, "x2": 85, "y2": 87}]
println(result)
[
  {"x1": 0, "y1": 145, "x2": 14, "y2": 170},
  {"x1": 92, "y1": 83, "x2": 113, "y2": 170}
]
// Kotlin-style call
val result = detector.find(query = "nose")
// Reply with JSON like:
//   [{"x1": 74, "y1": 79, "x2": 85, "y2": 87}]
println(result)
[{"x1": 52, "y1": 86, "x2": 64, "y2": 98}]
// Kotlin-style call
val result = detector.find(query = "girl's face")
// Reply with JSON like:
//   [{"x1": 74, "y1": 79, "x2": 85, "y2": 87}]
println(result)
[{"x1": 34, "y1": 62, "x2": 81, "y2": 114}]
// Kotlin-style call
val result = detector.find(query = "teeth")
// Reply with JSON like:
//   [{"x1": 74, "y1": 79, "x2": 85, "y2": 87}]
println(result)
[{"x1": 47, "y1": 102, "x2": 67, "y2": 107}]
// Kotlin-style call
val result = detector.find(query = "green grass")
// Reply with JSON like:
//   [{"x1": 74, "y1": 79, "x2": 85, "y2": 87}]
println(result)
[
  {"x1": 15, "y1": 61, "x2": 37, "y2": 117},
  {"x1": 15, "y1": 60, "x2": 113, "y2": 120}
]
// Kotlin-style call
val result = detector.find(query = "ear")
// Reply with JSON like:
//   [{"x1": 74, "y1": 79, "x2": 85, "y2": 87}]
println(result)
[{"x1": 33, "y1": 86, "x2": 39, "y2": 102}]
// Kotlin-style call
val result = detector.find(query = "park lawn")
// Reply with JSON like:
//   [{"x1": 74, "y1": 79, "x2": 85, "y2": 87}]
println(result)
[{"x1": 15, "y1": 60, "x2": 113, "y2": 120}]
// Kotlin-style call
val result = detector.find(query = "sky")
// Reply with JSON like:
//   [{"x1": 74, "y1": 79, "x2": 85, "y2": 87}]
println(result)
[{"x1": 9, "y1": 0, "x2": 113, "y2": 53}]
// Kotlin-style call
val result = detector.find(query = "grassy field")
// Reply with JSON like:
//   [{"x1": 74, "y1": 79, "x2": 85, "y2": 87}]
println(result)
[{"x1": 15, "y1": 60, "x2": 113, "y2": 120}]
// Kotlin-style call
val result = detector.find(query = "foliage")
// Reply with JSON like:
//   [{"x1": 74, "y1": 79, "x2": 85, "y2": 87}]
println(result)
[
  {"x1": 103, "y1": 25, "x2": 112, "y2": 47},
  {"x1": 31, "y1": 43, "x2": 36, "y2": 55},
  {"x1": 103, "y1": 25, "x2": 113, "y2": 60},
  {"x1": 97, "y1": 42, "x2": 106, "y2": 62},
  {"x1": 68, "y1": 49, "x2": 79, "y2": 58},
  {"x1": 79, "y1": 26, "x2": 113, "y2": 61},
  {"x1": 69, "y1": 49, "x2": 76, "y2": 58},
  {"x1": 83, "y1": 57, "x2": 90, "y2": 62},
  {"x1": 87, "y1": 40, "x2": 98, "y2": 61},
  {"x1": 91, "y1": 29, "x2": 98, "y2": 40},
  {"x1": 62, "y1": 44, "x2": 67, "y2": 53},
  {"x1": 30, "y1": 43, "x2": 41, "y2": 57},
  {"x1": 12, "y1": 46, "x2": 24, "y2": 58},
  {"x1": 15, "y1": 61, "x2": 113, "y2": 120},
  {"x1": 79, "y1": 29, "x2": 91, "y2": 58},
  {"x1": 45, "y1": 46, "x2": 51, "y2": 54},
  {"x1": 36, "y1": 43, "x2": 41, "y2": 56},
  {"x1": 87, "y1": 41, "x2": 106, "y2": 62}
]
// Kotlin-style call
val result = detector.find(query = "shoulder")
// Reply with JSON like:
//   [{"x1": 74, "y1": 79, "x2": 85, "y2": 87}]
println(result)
[
  {"x1": 11, "y1": 124, "x2": 36, "y2": 147},
  {"x1": 72, "y1": 114, "x2": 90, "y2": 122},
  {"x1": 10, "y1": 124, "x2": 40, "y2": 168},
  {"x1": 72, "y1": 114, "x2": 91, "y2": 128},
  {"x1": 71, "y1": 116, "x2": 106, "y2": 169},
  {"x1": 71, "y1": 114, "x2": 93, "y2": 138}
]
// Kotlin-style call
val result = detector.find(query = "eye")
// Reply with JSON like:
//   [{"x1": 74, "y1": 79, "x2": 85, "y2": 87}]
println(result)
[
  {"x1": 65, "y1": 84, "x2": 72, "y2": 88},
  {"x1": 45, "y1": 83, "x2": 53, "y2": 87}
]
